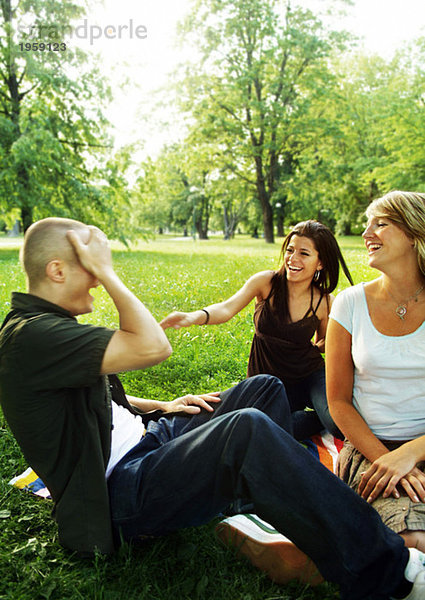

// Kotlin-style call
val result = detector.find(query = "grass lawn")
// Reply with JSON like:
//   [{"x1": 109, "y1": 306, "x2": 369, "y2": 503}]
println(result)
[{"x1": 0, "y1": 234, "x2": 376, "y2": 600}]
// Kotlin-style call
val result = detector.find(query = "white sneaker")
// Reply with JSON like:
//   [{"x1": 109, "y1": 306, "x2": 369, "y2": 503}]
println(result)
[
  {"x1": 395, "y1": 548, "x2": 425, "y2": 600},
  {"x1": 401, "y1": 571, "x2": 425, "y2": 600},
  {"x1": 215, "y1": 513, "x2": 323, "y2": 586}
]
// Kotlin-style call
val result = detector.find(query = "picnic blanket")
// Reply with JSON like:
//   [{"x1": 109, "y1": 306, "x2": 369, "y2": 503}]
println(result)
[
  {"x1": 9, "y1": 431, "x2": 343, "y2": 499},
  {"x1": 8, "y1": 467, "x2": 51, "y2": 499},
  {"x1": 301, "y1": 431, "x2": 344, "y2": 473}
]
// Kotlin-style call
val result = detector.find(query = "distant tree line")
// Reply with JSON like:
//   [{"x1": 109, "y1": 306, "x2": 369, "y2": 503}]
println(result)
[
  {"x1": 2, "y1": 0, "x2": 425, "y2": 243},
  {"x1": 134, "y1": 0, "x2": 425, "y2": 241}
]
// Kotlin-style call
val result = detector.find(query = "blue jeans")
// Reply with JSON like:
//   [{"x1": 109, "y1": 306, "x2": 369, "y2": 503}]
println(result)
[
  {"x1": 108, "y1": 375, "x2": 407, "y2": 600},
  {"x1": 285, "y1": 367, "x2": 343, "y2": 440}
]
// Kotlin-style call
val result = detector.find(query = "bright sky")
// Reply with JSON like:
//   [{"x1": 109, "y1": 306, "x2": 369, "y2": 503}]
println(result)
[{"x1": 75, "y1": 0, "x2": 425, "y2": 158}]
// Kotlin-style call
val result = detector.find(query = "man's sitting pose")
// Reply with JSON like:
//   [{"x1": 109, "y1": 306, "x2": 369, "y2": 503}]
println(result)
[{"x1": 0, "y1": 217, "x2": 424, "y2": 600}]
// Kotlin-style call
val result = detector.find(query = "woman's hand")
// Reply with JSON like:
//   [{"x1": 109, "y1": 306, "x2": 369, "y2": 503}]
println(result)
[
  {"x1": 163, "y1": 392, "x2": 221, "y2": 414},
  {"x1": 359, "y1": 445, "x2": 425, "y2": 504},
  {"x1": 160, "y1": 311, "x2": 203, "y2": 330}
]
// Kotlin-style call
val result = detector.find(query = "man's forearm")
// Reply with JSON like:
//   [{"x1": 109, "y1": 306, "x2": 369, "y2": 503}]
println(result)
[
  {"x1": 101, "y1": 268, "x2": 167, "y2": 343},
  {"x1": 67, "y1": 227, "x2": 172, "y2": 373},
  {"x1": 99, "y1": 269, "x2": 172, "y2": 374},
  {"x1": 126, "y1": 395, "x2": 165, "y2": 413}
]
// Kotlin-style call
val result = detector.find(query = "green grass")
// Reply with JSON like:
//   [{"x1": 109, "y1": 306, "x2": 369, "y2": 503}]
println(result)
[{"x1": 0, "y1": 235, "x2": 376, "y2": 600}]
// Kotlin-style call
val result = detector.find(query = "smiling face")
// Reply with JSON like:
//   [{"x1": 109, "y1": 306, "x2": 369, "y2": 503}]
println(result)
[
  {"x1": 362, "y1": 216, "x2": 415, "y2": 272},
  {"x1": 284, "y1": 235, "x2": 322, "y2": 283}
]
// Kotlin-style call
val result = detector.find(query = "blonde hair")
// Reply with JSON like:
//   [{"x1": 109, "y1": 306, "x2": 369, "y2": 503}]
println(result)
[
  {"x1": 21, "y1": 217, "x2": 87, "y2": 288},
  {"x1": 366, "y1": 191, "x2": 425, "y2": 275}
]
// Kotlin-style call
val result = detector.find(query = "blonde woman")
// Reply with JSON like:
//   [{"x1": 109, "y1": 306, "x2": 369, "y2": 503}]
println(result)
[{"x1": 326, "y1": 191, "x2": 425, "y2": 552}]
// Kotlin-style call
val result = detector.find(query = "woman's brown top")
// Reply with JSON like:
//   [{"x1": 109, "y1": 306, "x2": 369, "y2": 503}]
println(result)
[{"x1": 247, "y1": 288, "x2": 325, "y2": 384}]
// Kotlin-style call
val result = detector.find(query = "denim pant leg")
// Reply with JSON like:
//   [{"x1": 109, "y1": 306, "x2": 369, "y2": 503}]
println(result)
[
  {"x1": 286, "y1": 368, "x2": 343, "y2": 440},
  {"x1": 307, "y1": 368, "x2": 343, "y2": 439},
  {"x1": 108, "y1": 408, "x2": 407, "y2": 600},
  {"x1": 286, "y1": 376, "x2": 323, "y2": 440},
  {"x1": 167, "y1": 374, "x2": 293, "y2": 437},
  {"x1": 138, "y1": 374, "x2": 292, "y2": 516}
]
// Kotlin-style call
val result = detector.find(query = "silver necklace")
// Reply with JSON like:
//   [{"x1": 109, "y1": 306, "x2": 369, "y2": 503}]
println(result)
[{"x1": 387, "y1": 284, "x2": 424, "y2": 320}]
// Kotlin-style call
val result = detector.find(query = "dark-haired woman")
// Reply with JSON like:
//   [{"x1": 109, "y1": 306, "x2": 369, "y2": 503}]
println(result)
[{"x1": 161, "y1": 220, "x2": 353, "y2": 440}]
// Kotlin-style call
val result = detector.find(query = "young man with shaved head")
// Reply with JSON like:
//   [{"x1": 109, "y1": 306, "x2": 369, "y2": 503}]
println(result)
[{"x1": 0, "y1": 217, "x2": 424, "y2": 600}]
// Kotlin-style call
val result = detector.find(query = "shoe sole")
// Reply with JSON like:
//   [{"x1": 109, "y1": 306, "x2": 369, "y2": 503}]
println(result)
[{"x1": 215, "y1": 514, "x2": 324, "y2": 586}]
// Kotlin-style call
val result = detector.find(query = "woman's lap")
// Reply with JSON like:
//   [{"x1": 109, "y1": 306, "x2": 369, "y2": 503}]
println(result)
[{"x1": 337, "y1": 440, "x2": 425, "y2": 534}]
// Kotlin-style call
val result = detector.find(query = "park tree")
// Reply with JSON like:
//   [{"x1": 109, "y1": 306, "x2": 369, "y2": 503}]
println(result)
[
  {"x1": 136, "y1": 142, "x2": 221, "y2": 239},
  {"x1": 210, "y1": 172, "x2": 251, "y2": 239},
  {"x1": 284, "y1": 41, "x2": 425, "y2": 234},
  {"x1": 0, "y1": 0, "x2": 127, "y2": 234},
  {"x1": 283, "y1": 52, "x2": 394, "y2": 234},
  {"x1": 177, "y1": 0, "x2": 351, "y2": 242},
  {"x1": 135, "y1": 156, "x2": 175, "y2": 234},
  {"x1": 371, "y1": 38, "x2": 425, "y2": 191}
]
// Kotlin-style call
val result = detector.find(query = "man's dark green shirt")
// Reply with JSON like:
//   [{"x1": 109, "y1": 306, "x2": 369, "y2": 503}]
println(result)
[{"x1": 0, "y1": 292, "x2": 116, "y2": 554}]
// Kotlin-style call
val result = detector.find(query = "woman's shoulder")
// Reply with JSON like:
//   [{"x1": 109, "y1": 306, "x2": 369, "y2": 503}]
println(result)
[
  {"x1": 247, "y1": 270, "x2": 276, "y2": 302},
  {"x1": 334, "y1": 282, "x2": 365, "y2": 304},
  {"x1": 329, "y1": 283, "x2": 366, "y2": 327},
  {"x1": 315, "y1": 284, "x2": 363, "y2": 315},
  {"x1": 251, "y1": 269, "x2": 276, "y2": 282},
  {"x1": 312, "y1": 287, "x2": 330, "y2": 316}
]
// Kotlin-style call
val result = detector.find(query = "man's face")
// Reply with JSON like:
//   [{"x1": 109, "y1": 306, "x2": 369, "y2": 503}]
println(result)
[
  {"x1": 64, "y1": 227, "x2": 100, "y2": 316},
  {"x1": 66, "y1": 264, "x2": 99, "y2": 316}
]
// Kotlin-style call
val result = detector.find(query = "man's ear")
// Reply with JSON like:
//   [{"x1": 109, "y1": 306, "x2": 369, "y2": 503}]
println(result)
[{"x1": 45, "y1": 259, "x2": 66, "y2": 283}]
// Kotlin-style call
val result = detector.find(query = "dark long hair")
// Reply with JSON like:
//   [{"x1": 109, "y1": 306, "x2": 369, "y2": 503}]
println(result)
[{"x1": 269, "y1": 220, "x2": 354, "y2": 320}]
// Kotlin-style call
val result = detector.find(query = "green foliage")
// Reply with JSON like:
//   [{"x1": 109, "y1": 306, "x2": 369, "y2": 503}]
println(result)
[
  {"x1": 0, "y1": 0, "x2": 132, "y2": 238},
  {"x1": 173, "y1": 0, "x2": 351, "y2": 242},
  {"x1": 135, "y1": 4, "x2": 425, "y2": 241},
  {"x1": 371, "y1": 38, "x2": 425, "y2": 191},
  {"x1": 0, "y1": 235, "x2": 372, "y2": 599}
]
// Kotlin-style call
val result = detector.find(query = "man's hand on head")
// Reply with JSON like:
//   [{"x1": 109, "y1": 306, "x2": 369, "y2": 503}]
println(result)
[{"x1": 67, "y1": 226, "x2": 113, "y2": 281}]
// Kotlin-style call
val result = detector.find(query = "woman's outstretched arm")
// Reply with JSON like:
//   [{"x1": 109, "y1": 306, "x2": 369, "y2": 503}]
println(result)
[{"x1": 160, "y1": 270, "x2": 274, "y2": 330}]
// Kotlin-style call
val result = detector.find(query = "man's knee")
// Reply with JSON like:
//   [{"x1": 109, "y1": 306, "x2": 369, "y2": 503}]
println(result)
[
  {"x1": 243, "y1": 374, "x2": 287, "y2": 401},
  {"x1": 230, "y1": 407, "x2": 275, "y2": 436},
  {"x1": 248, "y1": 373, "x2": 283, "y2": 389}
]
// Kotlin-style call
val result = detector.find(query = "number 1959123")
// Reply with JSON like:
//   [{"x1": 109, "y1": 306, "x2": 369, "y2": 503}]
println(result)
[{"x1": 19, "y1": 42, "x2": 67, "y2": 52}]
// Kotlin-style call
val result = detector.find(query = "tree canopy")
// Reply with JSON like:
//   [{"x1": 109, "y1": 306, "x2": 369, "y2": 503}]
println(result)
[
  {"x1": 0, "y1": 0, "x2": 130, "y2": 237},
  {"x1": 2, "y1": 0, "x2": 425, "y2": 242},
  {"x1": 173, "y1": 0, "x2": 352, "y2": 242},
  {"x1": 135, "y1": 0, "x2": 425, "y2": 241}
]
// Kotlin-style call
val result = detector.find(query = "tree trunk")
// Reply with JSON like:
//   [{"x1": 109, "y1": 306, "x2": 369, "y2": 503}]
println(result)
[
  {"x1": 223, "y1": 205, "x2": 237, "y2": 240},
  {"x1": 223, "y1": 206, "x2": 230, "y2": 240},
  {"x1": 276, "y1": 213, "x2": 284, "y2": 237},
  {"x1": 21, "y1": 204, "x2": 33, "y2": 232},
  {"x1": 196, "y1": 220, "x2": 208, "y2": 239},
  {"x1": 254, "y1": 156, "x2": 274, "y2": 243},
  {"x1": 195, "y1": 194, "x2": 210, "y2": 239},
  {"x1": 195, "y1": 212, "x2": 209, "y2": 239},
  {"x1": 262, "y1": 203, "x2": 274, "y2": 243},
  {"x1": 5, "y1": 1, "x2": 31, "y2": 232}
]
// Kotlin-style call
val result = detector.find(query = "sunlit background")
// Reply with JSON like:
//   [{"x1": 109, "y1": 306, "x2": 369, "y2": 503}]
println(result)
[{"x1": 77, "y1": 0, "x2": 425, "y2": 155}]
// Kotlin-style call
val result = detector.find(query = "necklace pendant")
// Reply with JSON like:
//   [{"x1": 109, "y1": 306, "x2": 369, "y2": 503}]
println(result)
[{"x1": 395, "y1": 305, "x2": 407, "y2": 320}]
